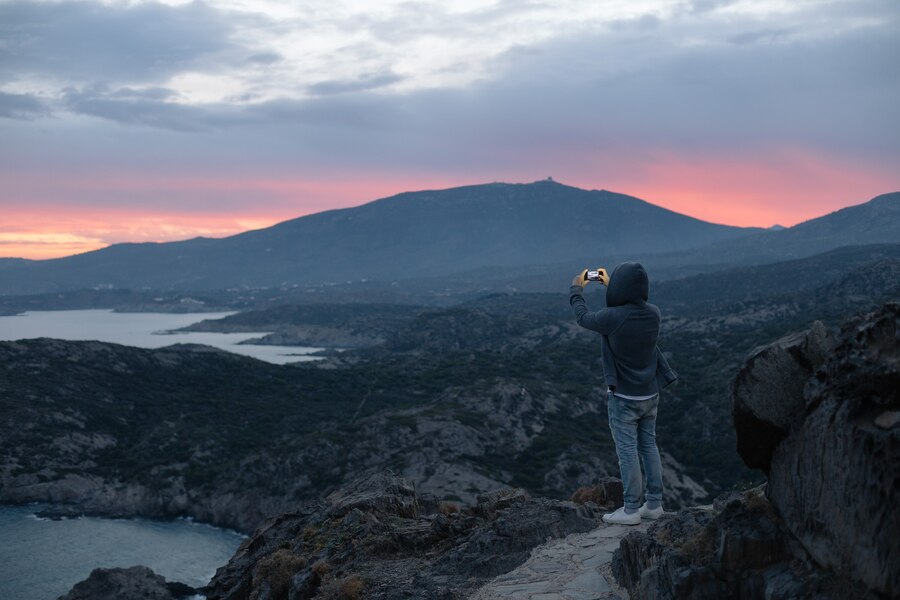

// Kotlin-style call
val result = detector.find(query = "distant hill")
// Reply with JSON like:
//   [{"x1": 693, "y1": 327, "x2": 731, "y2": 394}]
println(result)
[
  {"x1": 670, "y1": 191, "x2": 900, "y2": 267},
  {"x1": 424, "y1": 192, "x2": 900, "y2": 293},
  {"x1": 0, "y1": 181, "x2": 756, "y2": 294},
  {"x1": 0, "y1": 258, "x2": 31, "y2": 267},
  {"x1": 652, "y1": 242, "x2": 900, "y2": 312}
]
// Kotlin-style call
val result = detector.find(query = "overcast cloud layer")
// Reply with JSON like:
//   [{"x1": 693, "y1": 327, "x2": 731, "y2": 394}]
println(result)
[{"x1": 1, "y1": 0, "x2": 899, "y2": 258}]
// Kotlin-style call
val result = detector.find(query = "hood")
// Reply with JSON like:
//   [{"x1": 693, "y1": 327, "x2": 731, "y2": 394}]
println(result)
[{"x1": 606, "y1": 262, "x2": 649, "y2": 307}]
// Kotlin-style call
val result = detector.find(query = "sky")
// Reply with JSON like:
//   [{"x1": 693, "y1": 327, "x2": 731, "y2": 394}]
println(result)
[{"x1": 1, "y1": 0, "x2": 899, "y2": 259}]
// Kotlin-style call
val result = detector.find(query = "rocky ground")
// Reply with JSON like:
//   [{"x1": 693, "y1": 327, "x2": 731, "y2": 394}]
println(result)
[
  {"x1": 58, "y1": 566, "x2": 196, "y2": 600},
  {"x1": 0, "y1": 322, "x2": 708, "y2": 533},
  {"x1": 471, "y1": 521, "x2": 648, "y2": 600},
  {"x1": 4, "y1": 247, "x2": 898, "y2": 538},
  {"x1": 611, "y1": 303, "x2": 899, "y2": 599},
  {"x1": 58, "y1": 302, "x2": 898, "y2": 599},
  {"x1": 202, "y1": 473, "x2": 626, "y2": 600}
]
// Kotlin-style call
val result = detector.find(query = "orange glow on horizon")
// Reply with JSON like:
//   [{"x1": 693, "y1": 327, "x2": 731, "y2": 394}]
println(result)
[
  {"x1": 0, "y1": 173, "x2": 470, "y2": 260},
  {"x1": 0, "y1": 210, "x2": 292, "y2": 260},
  {"x1": 569, "y1": 147, "x2": 899, "y2": 228},
  {"x1": 2, "y1": 156, "x2": 897, "y2": 260}
]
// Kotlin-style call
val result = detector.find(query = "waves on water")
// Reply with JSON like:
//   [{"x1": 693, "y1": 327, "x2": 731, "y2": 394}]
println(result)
[{"x1": 0, "y1": 503, "x2": 243, "y2": 600}]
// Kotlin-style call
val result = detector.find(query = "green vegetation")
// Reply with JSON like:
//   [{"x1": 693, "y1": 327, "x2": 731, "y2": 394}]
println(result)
[{"x1": 1, "y1": 245, "x2": 897, "y2": 519}]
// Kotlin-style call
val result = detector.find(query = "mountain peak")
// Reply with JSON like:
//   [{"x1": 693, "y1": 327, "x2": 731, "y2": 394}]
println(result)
[{"x1": 3, "y1": 184, "x2": 897, "y2": 293}]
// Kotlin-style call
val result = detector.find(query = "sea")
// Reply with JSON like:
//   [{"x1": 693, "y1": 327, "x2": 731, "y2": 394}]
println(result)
[
  {"x1": 0, "y1": 504, "x2": 244, "y2": 600},
  {"x1": 0, "y1": 309, "x2": 324, "y2": 364},
  {"x1": 0, "y1": 309, "x2": 315, "y2": 599}
]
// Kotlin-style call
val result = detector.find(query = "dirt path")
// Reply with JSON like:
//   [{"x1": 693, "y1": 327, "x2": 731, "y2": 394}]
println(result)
[{"x1": 470, "y1": 521, "x2": 649, "y2": 600}]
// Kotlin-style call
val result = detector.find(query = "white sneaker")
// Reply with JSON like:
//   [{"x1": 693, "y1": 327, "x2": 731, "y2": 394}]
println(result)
[
  {"x1": 602, "y1": 506, "x2": 642, "y2": 525},
  {"x1": 639, "y1": 502, "x2": 664, "y2": 520}
]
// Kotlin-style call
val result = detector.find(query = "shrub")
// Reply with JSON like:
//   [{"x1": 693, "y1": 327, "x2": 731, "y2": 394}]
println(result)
[
  {"x1": 571, "y1": 485, "x2": 612, "y2": 506},
  {"x1": 318, "y1": 575, "x2": 365, "y2": 600},
  {"x1": 438, "y1": 501, "x2": 460, "y2": 515},
  {"x1": 677, "y1": 527, "x2": 718, "y2": 565},
  {"x1": 312, "y1": 559, "x2": 330, "y2": 577},
  {"x1": 253, "y1": 549, "x2": 307, "y2": 598}
]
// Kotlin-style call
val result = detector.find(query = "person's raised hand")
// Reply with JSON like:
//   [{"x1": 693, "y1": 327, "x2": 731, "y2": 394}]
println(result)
[
  {"x1": 595, "y1": 267, "x2": 610, "y2": 286},
  {"x1": 572, "y1": 268, "x2": 588, "y2": 288}
]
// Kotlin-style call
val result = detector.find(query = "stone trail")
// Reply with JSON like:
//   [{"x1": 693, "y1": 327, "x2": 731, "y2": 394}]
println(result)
[{"x1": 471, "y1": 521, "x2": 650, "y2": 600}]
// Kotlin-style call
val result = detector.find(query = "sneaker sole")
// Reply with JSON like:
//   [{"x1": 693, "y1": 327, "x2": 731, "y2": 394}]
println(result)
[
  {"x1": 640, "y1": 511, "x2": 664, "y2": 520},
  {"x1": 602, "y1": 516, "x2": 642, "y2": 526}
]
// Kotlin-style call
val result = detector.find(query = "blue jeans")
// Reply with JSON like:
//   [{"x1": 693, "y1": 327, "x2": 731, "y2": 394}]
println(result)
[{"x1": 607, "y1": 391, "x2": 663, "y2": 511}]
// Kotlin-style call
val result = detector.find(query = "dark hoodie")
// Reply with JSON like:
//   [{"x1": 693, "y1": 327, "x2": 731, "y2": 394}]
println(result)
[{"x1": 569, "y1": 262, "x2": 678, "y2": 396}]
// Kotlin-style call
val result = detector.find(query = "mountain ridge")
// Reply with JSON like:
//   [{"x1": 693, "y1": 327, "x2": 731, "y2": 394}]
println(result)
[
  {"x1": 1, "y1": 182, "x2": 897, "y2": 295},
  {"x1": 0, "y1": 181, "x2": 759, "y2": 293}
]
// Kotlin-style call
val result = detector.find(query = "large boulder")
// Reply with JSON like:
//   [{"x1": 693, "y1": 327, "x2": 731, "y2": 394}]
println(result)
[
  {"x1": 59, "y1": 566, "x2": 195, "y2": 600},
  {"x1": 612, "y1": 487, "x2": 843, "y2": 599},
  {"x1": 730, "y1": 303, "x2": 900, "y2": 597},
  {"x1": 767, "y1": 304, "x2": 900, "y2": 596},
  {"x1": 731, "y1": 320, "x2": 832, "y2": 472}
]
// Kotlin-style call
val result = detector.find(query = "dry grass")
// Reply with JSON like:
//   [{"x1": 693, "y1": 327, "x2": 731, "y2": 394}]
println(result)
[
  {"x1": 252, "y1": 549, "x2": 307, "y2": 599},
  {"x1": 743, "y1": 487, "x2": 773, "y2": 515},
  {"x1": 571, "y1": 485, "x2": 611, "y2": 506},
  {"x1": 439, "y1": 501, "x2": 460, "y2": 515},
  {"x1": 677, "y1": 527, "x2": 719, "y2": 565},
  {"x1": 318, "y1": 575, "x2": 365, "y2": 600},
  {"x1": 312, "y1": 559, "x2": 330, "y2": 577}
]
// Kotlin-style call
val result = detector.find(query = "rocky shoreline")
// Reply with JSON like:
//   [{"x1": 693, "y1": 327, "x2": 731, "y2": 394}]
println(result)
[{"x1": 1, "y1": 456, "x2": 295, "y2": 534}]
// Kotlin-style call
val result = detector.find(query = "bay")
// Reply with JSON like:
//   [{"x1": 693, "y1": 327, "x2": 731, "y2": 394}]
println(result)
[
  {"x1": 0, "y1": 504, "x2": 243, "y2": 600},
  {"x1": 0, "y1": 309, "x2": 323, "y2": 364}
]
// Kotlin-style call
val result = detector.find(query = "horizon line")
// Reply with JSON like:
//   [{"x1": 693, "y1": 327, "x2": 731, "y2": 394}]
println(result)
[{"x1": 2, "y1": 180, "x2": 895, "y2": 262}]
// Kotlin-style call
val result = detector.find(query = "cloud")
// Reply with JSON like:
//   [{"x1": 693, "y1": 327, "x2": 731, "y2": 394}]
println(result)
[
  {"x1": 727, "y1": 27, "x2": 795, "y2": 45},
  {"x1": 0, "y1": 232, "x2": 102, "y2": 245},
  {"x1": 307, "y1": 71, "x2": 405, "y2": 95},
  {"x1": 247, "y1": 52, "x2": 283, "y2": 65},
  {"x1": 60, "y1": 83, "x2": 243, "y2": 132},
  {"x1": 0, "y1": 91, "x2": 49, "y2": 120},
  {"x1": 1, "y1": 0, "x2": 898, "y2": 245},
  {"x1": 686, "y1": 0, "x2": 738, "y2": 15},
  {"x1": 11, "y1": 1, "x2": 897, "y2": 169},
  {"x1": 0, "y1": 0, "x2": 258, "y2": 84}
]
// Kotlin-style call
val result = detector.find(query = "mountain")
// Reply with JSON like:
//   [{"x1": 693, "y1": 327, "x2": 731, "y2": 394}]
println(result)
[
  {"x1": 668, "y1": 191, "x2": 900, "y2": 267},
  {"x1": 651, "y1": 242, "x2": 900, "y2": 312},
  {"x1": 0, "y1": 181, "x2": 758, "y2": 294},
  {"x1": 5, "y1": 183, "x2": 894, "y2": 298}
]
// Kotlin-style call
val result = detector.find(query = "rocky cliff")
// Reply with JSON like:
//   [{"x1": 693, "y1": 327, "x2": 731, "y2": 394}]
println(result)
[
  {"x1": 57, "y1": 304, "x2": 898, "y2": 599},
  {"x1": 0, "y1": 331, "x2": 707, "y2": 534},
  {"x1": 203, "y1": 472, "x2": 621, "y2": 600},
  {"x1": 612, "y1": 303, "x2": 899, "y2": 598},
  {"x1": 763, "y1": 303, "x2": 899, "y2": 595}
]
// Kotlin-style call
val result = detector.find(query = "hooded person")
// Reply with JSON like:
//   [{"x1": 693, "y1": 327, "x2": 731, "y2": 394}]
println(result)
[{"x1": 569, "y1": 261, "x2": 677, "y2": 525}]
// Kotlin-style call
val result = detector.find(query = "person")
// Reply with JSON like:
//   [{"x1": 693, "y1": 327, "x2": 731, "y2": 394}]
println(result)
[{"x1": 569, "y1": 262, "x2": 678, "y2": 525}]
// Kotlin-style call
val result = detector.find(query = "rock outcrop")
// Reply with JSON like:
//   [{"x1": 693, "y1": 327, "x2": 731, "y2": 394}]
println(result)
[
  {"x1": 614, "y1": 304, "x2": 899, "y2": 599},
  {"x1": 731, "y1": 320, "x2": 832, "y2": 471},
  {"x1": 58, "y1": 566, "x2": 195, "y2": 600},
  {"x1": 766, "y1": 303, "x2": 899, "y2": 596},
  {"x1": 612, "y1": 487, "x2": 834, "y2": 599},
  {"x1": 204, "y1": 472, "x2": 616, "y2": 600}
]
